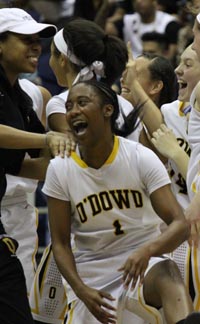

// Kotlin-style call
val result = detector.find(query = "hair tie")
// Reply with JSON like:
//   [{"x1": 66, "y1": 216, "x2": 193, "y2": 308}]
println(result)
[
  {"x1": 54, "y1": 28, "x2": 85, "y2": 66},
  {"x1": 72, "y1": 61, "x2": 105, "y2": 85}
]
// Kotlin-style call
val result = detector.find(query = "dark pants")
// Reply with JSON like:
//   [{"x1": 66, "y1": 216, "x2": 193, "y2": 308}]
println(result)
[{"x1": 0, "y1": 237, "x2": 34, "y2": 324}]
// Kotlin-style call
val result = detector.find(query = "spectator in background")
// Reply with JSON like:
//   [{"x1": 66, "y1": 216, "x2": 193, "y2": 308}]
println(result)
[
  {"x1": 122, "y1": 0, "x2": 181, "y2": 65},
  {"x1": 141, "y1": 31, "x2": 169, "y2": 57},
  {"x1": 156, "y1": 0, "x2": 180, "y2": 17},
  {"x1": 176, "y1": 0, "x2": 200, "y2": 64},
  {"x1": 74, "y1": 0, "x2": 125, "y2": 32},
  {"x1": 29, "y1": 0, "x2": 75, "y2": 27}
]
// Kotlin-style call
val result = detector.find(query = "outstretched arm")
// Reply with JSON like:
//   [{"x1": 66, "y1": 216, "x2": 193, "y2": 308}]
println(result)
[
  {"x1": 48, "y1": 196, "x2": 116, "y2": 324},
  {"x1": 18, "y1": 147, "x2": 51, "y2": 181},
  {"x1": 121, "y1": 43, "x2": 164, "y2": 136},
  {"x1": 0, "y1": 125, "x2": 74, "y2": 157},
  {"x1": 119, "y1": 184, "x2": 189, "y2": 289}
]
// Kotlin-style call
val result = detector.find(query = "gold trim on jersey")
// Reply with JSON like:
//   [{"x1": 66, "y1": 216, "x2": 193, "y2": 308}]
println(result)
[
  {"x1": 71, "y1": 136, "x2": 119, "y2": 168},
  {"x1": 31, "y1": 244, "x2": 68, "y2": 321},
  {"x1": 105, "y1": 136, "x2": 119, "y2": 165},
  {"x1": 138, "y1": 286, "x2": 163, "y2": 323},
  {"x1": 192, "y1": 247, "x2": 200, "y2": 310},
  {"x1": 67, "y1": 301, "x2": 75, "y2": 324},
  {"x1": 31, "y1": 208, "x2": 39, "y2": 278},
  {"x1": 185, "y1": 244, "x2": 191, "y2": 294},
  {"x1": 31, "y1": 245, "x2": 52, "y2": 314},
  {"x1": 191, "y1": 181, "x2": 197, "y2": 193},
  {"x1": 178, "y1": 101, "x2": 185, "y2": 116}
]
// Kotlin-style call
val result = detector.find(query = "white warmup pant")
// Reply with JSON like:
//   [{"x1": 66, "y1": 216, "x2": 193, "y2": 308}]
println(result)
[{"x1": 1, "y1": 196, "x2": 38, "y2": 294}]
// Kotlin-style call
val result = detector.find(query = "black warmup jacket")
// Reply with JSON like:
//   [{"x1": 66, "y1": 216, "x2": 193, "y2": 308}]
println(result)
[{"x1": 0, "y1": 65, "x2": 45, "y2": 234}]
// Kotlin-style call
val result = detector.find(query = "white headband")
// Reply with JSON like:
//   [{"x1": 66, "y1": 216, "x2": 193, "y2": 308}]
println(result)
[
  {"x1": 54, "y1": 28, "x2": 106, "y2": 84},
  {"x1": 54, "y1": 28, "x2": 85, "y2": 66}
]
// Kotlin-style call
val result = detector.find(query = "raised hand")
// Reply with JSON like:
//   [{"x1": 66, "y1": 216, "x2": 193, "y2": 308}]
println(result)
[
  {"x1": 120, "y1": 42, "x2": 137, "y2": 103},
  {"x1": 151, "y1": 124, "x2": 179, "y2": 159}
]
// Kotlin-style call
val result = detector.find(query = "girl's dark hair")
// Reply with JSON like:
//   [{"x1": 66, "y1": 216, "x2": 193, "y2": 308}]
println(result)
[
  {"x1": 0, "y1": 31, "x2": 10, "y2": 42},
  {"x1": 114, "y1": 54, "x2": 176, "y2": 138},
  {"x1": 141, "y1": 53, "x2": 177, "y2": 107},
  {"x1": 71, "y1": 80, "x2": 141, "y2": 134},
  {"x1": 62, "y1": 18, "x2": 128, "y2": 86}
]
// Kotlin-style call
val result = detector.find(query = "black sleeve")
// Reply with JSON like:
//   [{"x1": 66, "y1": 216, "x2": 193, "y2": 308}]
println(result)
[{"x1": 26, "y1": 108, "x2": 46, "y2": 159}]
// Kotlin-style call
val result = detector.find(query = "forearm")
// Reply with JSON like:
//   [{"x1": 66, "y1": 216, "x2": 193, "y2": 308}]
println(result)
[
  {"x1": 169, "y1": 146, "x2": 189, "y2": 180},
  {"x1": 18, "y1": 157, "x2": 50, "y2": 181},
  {"x1": 94, "y1": 0, "x2": 110, "y2": 28},
  {"x1": 149, "y1": 185, "x2": 190, "y2": 256},
  {"x1": 53, "y1": 242, "x2": 86, "y2": 298},
  {"x1": 145, "y1": 219, "x2": 189, "y2": 257},
  {"x1": 0, "y1": 125, "x2": 46, "y2": 149},
  {"x1": 130, "y1": 81, "x2": 164, "y2": 135}
]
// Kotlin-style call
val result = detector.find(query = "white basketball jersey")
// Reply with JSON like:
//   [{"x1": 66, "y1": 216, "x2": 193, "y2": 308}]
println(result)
[
  {"x1": 187, "y1": 90, "x2": 200, "y2": 200},
  {"x1": 161, "y1": 100, "x2": 190, "y2": 209},
  {"x1": 43, "y1": 136, "x2": 170, "y2": 302}
]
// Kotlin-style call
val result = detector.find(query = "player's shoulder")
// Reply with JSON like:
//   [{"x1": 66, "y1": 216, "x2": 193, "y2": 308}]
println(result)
[
  {"x1": 156, "y1": 10, "x2": 177, "y2": 23},
  {"x1": 161, "y1": 99, "x2": 179, "y2": 114},
  {"x1": 48, "y1": 89, "x2": 69, "y2": 104},
  {"x1": 118, "y1": 135, "x2": 144, "y2": 155},
  {"x1": 50, "y1": 155, "x2": 68, "y2": 168},
  {"x1": 19, "y1": 78, "x2": 40, "y2": 95}
]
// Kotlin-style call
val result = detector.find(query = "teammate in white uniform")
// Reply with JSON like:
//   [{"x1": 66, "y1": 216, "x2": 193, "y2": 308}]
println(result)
[
  {"x1": 152, "y1": 45, "x2": 200, "y2": 312},
  {"x1": 1, "y1": 78, "x2": 51, "y2": 294},
  {"x1": 187, "y1": 13, "x2": 200, "y2": 201},
  {"x1": 30, "y1": 18, "x2": 178, "y2": 324},
  {"x1": 30, "y1": 18, "x2": 143, "y2": 324},
  {"x1": 122, "y1": 43, "x2": 200, "y2": 311},
  {"x1": 183, "y1": 12, "x2": 200, "y2": 266},
  {"x1": 43, "y1": 80, "x2": 198, "y2": 324}
]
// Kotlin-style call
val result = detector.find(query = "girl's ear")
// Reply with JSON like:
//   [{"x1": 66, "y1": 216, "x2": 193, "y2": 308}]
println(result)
[
  {"x1": 150, "y1": 80, "x2": 163, "y2": 96},
  {"x1": 60, "y1": 53, "x2": 68, "y2": 67},
  {"x1": 103, "y1": 104, "x2": 114, "y2": 117}
]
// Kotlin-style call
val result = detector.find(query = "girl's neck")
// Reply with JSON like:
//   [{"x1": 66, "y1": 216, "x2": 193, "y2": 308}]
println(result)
[
  {"x1": 0, "y1": 63, "x2": 17, "y2": 86},
  {"x1": 79, "y1": 134, "x2": 114, "y2": 169}
]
